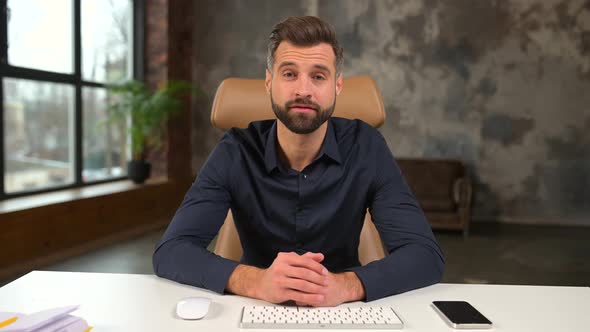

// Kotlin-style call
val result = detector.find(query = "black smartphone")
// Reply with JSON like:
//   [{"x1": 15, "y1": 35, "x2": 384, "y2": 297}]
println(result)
[{"x1": 432, "y1": 301, "x2": 493, "y2": 329}]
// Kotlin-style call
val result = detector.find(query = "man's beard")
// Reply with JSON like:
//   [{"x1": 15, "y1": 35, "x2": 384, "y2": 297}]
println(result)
[{"x1": 271, "y1": 95, "x2": 336, "y2": 134}]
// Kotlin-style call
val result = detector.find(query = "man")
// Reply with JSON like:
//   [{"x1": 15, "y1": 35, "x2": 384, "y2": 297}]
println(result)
[{"x1": 153, "y1": 16, "x2": 444, "y2": 307}]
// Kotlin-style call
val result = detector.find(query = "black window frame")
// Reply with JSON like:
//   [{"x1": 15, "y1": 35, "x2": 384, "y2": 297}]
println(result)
[{"x1": 0, "y1": 0, "x2": 144, "y2": 200}]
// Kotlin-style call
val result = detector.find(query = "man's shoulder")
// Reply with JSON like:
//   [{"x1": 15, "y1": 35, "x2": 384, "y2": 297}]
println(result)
[
  {"x1": 203, "y1": 120, "x2": 273, "y2": 173},
  {"x1": 330, "y1": 117, "x2": 392, "y2": 167},
  {"x1": 330, "y1": 117, "x2": 383, "y2": 144},
  {"x1": 221, "y1": 119, "x2": 275, "y2": 147}
]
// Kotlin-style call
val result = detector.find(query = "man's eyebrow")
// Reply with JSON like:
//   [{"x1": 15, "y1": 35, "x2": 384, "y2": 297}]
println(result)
[
  {"x1": 276, "y1": 62, "x2": 332, "y2": 74},
  {"x1": 277, "y1": 61, "x2": 297, "y2": 70},
  {"x1": 313, "y1": 64, "x2": 331, "y2": 74}
]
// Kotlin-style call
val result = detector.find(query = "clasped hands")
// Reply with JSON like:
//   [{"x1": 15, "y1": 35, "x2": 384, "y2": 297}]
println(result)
[{"x1": 228, "y1": 252, "x2": 365, "y2": 307}]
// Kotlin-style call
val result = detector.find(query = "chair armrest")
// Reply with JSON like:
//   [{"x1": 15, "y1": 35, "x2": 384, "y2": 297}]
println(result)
[{"x1": 453, "y1": 177, "x2": 473, "y2": 208}]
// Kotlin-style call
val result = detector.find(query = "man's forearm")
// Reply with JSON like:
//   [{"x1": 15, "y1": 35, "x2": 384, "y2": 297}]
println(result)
[
  {"x1": 226, "y1": 264, "x2": 264, "y2": 298},
  {"x1": 351, "y1": 244, "x2": 444, "y2": 301},
  {"x1": 153, "y1": 239, "x2": 239, "y2": 293}
]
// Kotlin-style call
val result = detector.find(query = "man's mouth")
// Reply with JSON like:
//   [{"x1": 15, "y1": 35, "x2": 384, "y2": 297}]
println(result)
[{"x1": 289, "y1": 104, "x2": 317, "y2": 113}]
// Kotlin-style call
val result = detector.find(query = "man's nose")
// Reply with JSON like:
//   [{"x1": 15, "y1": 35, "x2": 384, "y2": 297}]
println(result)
[{"x1": 294, "y1": 76, "x2": 312, "y2": 98}]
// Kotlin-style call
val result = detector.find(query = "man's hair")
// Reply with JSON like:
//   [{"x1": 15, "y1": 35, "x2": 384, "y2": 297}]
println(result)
[{"x1": 267, "y1": 16, "x2": 344, "y2": 75}]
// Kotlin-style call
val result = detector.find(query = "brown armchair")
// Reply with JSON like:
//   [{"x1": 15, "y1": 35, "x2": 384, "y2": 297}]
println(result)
[
  {"x1": 209, "y1": 76, "x2": 387, "y2": 265},
  {"x1": 396, "y1": 158, "x2": 473, "y2": 236}
]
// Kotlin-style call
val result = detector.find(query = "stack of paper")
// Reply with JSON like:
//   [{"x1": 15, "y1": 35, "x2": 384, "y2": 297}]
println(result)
[{"x1": 0, "y1": 305, "x2": 91, "y2": 332}]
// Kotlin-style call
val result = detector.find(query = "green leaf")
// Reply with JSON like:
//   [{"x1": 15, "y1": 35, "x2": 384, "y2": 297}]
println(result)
[{"x1": 103, "y1": 79, "x2": 199, "y2": 161}]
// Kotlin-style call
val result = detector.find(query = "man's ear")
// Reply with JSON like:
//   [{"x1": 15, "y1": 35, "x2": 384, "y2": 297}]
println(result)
[
  {"x1": 335, "y1": 73, "x2": 343, "y2": 96},
  {"x1": 265, "y1": 69, "x2": 272, "y2": 95}
]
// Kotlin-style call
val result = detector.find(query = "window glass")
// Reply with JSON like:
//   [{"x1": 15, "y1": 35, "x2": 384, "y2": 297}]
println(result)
[
  {"x1": 3, "y1": 78, "x2": 75, "y2": 193},
  {"x1": 7, "y1": 0, "x2": 73, "y2": 73},
  {"x1": 82, "y1": 87, "x2": 128, "y2": 182},
  {"x1": 82, "y1": 0, "x2": 133, "y2": 82}
]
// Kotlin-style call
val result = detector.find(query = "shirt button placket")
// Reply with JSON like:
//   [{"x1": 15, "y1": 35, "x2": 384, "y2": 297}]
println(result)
[
  {"x1": 297, "y1": 173, "x2": 306, "y2": 215},
  {"x1": 295, "y1": 172, "x2": 305, "y2": 252}
]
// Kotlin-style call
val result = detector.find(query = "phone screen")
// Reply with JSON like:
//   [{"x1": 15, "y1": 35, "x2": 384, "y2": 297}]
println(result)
[{"x1": 432, "y1": 301, "x2": 492, "y2": 325}]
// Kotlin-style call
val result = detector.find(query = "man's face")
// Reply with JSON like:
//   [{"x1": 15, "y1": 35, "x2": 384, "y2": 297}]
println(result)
[{"x1": 265, "y1": 41, "x2": 343, "y2": 134}]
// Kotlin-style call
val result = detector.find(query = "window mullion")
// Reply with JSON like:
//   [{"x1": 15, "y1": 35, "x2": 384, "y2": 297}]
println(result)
[
  {"x1": 80, "y1": 81, "x2": 106, "y2": 88},
  {"x1": 74, "y1": 0, "x2": 83, "y2": 185},
  {"x1": 133, "y1": 0, "x2": 144, "y2": 81},
  {"x1": 0, "y1": 0, "x2": 6, "y2": 197},
  {"x1": 1, "y1": 66, "x2": 77, "y2": 84},
  {"x1": 0, "y1": 73, "x2": 4, "y2": 199},
  {"x1": 1, "y1": 0, "x2": 7, "y2": 64}
]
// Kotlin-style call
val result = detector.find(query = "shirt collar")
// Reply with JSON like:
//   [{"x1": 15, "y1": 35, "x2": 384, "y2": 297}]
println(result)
[
  {"x1": 317, "y1": 119, "x2": 342, "y2": 165},
  {"x1": 264, "y1": 119, "x2": 342, "y2": 174},
  {"x1": 264, "y1": 121, "x2": 280, "y2": 173}
]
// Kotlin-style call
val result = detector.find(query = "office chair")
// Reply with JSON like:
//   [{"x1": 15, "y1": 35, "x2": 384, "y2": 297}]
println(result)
[{"x1": 210, "y1": 76, "x2": 387, "y2": 266}]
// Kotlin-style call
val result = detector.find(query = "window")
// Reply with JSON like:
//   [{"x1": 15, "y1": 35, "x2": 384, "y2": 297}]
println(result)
[{"x1": 1, "y1": 0, "x2": 142, "y2": 198}]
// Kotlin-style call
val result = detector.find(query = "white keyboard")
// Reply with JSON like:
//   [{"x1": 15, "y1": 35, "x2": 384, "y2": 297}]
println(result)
[{"x1": 240, "y1": 305, "x2": 403, "y2": 329}]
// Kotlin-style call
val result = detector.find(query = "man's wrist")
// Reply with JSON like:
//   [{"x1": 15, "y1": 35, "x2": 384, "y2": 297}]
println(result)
[
  {"x1": 226, "y1": 264, "x2": 263, "y2": 299},
  {"x1": 340, "y1": 272, "x2": 366, "y2": 302}
]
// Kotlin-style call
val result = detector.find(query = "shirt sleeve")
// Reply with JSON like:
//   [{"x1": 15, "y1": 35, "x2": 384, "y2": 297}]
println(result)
[
  {"x1": 348, "y1": 133, "x2": 445, "y2": 301},
  {"x1": 152, "y1": 136, "x2": 240, "y2": 294}
]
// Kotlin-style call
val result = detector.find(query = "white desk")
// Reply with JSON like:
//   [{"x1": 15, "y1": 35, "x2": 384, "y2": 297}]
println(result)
[{"x1": 1, "y1": 271, "x2": 588, "y2": 331}]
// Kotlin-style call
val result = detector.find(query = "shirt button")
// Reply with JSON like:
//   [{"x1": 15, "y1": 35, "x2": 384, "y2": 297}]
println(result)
[{"x1": 303, "y1": 174, "x2": 307, "y2": 179}]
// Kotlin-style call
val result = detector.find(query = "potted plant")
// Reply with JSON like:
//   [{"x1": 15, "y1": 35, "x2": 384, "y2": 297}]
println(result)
[{"x1": 106, "y1": 80, "x2": 194, "y2": 184}]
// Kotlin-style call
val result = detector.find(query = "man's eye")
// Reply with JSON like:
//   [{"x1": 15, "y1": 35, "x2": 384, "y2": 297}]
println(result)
[
  {"x1": 314, "y1": 75, "x2": 326, "y2": 80},
  {"x1": 283, "y1": 72, "x2": 295, "y2": 78}
]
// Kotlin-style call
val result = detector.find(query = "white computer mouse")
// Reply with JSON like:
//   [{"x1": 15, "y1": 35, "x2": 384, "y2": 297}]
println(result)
[{"x1": 176, "y1": 297, "x2": 211, "y2": 320}]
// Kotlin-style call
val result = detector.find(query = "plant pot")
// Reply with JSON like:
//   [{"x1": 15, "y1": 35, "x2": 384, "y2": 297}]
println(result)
[{"x1": 127, "y1": 160, "x2": 151, "y2": 184}]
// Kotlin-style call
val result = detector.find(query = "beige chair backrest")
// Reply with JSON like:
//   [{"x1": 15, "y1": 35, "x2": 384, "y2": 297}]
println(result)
[
  {"x1": 211, "y1": 76, "x2": 385, "y2": 130},
  {"x1": 210, "y1": 76, "x2": 387, "y2": 265}
]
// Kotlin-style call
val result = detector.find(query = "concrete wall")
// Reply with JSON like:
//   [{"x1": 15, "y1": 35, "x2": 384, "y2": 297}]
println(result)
[{"x1": 191, "y1": 0, "x2": 590, "y2": 225}]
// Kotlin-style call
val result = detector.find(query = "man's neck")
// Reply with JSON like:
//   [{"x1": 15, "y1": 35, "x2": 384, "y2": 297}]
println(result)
[{"x1": 276, "y1": 121, "x2": 328, "y2": 172}]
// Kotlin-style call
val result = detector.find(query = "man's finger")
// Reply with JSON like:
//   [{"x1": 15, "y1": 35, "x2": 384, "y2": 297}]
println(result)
[
  {"x1": 284, "y1": 254, "x2": 328, "y2": 277},
  {"x1": 281, "y1": 276, "x2": 328, "y2": 294},
  {"x1": 285, "y1": 290, "x2": 324, "y2": 306},
  {"x1": 285, "y1": 266, "x2": 328, "y2": 286}
]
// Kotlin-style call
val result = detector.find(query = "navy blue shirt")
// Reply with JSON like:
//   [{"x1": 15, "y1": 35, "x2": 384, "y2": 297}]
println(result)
[{"x1": 153, "y1": 118, "x2": 444, "y2": 301}]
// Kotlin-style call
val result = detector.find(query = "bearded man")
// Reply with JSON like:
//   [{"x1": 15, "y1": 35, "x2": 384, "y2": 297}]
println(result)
[{"x1": 154, "y1": 16, "x2": 444, "y2": 306}]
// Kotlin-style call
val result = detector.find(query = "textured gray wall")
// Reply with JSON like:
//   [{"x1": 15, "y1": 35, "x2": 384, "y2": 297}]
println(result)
[{"x1": 191, "y1": 0, "x2": 590, "y2": 225}]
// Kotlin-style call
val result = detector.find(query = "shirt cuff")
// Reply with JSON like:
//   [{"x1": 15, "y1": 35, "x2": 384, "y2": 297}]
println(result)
[
  {"x1": 347, "y1": 264, "x2": 382, "y2": 302},
  {"x1": 203, "y1": 256, "x2": 241, "y2": 294}
]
